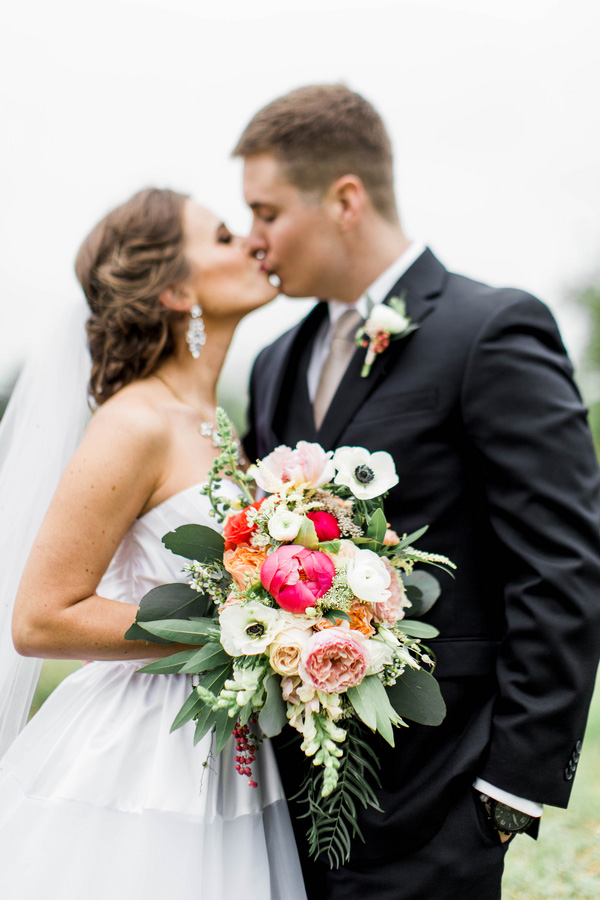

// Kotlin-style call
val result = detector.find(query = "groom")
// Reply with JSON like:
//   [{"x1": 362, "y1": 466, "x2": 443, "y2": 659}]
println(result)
[{"x1": 234, "y1": 85, "x2": 600, "y2": 899}]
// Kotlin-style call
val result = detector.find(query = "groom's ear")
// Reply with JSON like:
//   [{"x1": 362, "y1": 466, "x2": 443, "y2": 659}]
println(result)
[{"x1": 327, "y1": 175, "x2": 366, "y2": 232}]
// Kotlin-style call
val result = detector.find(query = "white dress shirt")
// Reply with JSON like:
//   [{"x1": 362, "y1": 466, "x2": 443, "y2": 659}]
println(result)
[{"x1": 307, "y1": 242, "x2": 426, "y2": 401}]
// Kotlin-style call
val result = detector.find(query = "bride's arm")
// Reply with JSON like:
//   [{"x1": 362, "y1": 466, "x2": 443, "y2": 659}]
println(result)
[{"x1": 12, "y1": 398, "x2": 188, "y2": 661}]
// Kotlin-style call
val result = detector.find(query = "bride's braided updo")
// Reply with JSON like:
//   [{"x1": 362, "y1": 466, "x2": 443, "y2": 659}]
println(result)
[{"x1": 75, "y1": 188, "x2": 191, "y2": 405}]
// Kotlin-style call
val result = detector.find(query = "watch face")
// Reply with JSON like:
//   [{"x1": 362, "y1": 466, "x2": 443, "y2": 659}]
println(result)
[{"x1": 493, "y1": 802, "x2": 532, "y2": 832}]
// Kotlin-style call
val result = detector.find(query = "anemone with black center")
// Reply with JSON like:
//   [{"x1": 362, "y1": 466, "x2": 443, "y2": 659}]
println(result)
[
  {"x1": 246, "y1": 623, "x2": 266, "y2": 636},
  {"x1": 354, "y1": 465, "x2": 375, "y2": 485}
]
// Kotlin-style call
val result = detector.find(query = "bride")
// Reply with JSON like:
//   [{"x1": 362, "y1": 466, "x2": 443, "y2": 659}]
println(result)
[{"x1": 0, "y1": 188, "x2": 306, "y2": 899}]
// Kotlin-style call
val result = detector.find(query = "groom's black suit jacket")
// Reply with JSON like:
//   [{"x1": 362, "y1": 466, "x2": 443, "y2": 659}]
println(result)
[{"x1": 245, "y1": 248, "x2": 600, "y2": 861}]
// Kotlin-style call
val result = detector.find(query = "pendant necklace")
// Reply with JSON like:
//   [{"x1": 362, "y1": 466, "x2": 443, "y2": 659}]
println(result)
[{"x1": 153, "y1": 372, "x2": 223, "y2": 449}]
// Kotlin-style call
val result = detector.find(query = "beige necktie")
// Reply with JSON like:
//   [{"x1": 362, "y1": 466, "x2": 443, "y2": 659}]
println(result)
[{"x1": 313, "y1": 308, "x2": 364, "y2": 429}]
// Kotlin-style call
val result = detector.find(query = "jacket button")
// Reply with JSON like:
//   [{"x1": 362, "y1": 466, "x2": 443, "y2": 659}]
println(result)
[
  {"x1": 565, "y1": 767, "x2": 574, "y2": 781},
  {"x1": 575, "y1": 740, "x2": 583, "y2": 753}
]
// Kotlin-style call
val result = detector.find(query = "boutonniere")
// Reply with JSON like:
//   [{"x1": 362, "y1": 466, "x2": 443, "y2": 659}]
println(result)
[{"x1": 355, "y1": 293, "x2": 419, "y2": 377}]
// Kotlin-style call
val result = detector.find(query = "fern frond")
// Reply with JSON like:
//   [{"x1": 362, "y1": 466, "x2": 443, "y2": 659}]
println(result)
[{"x1": 293, "y1": 718, "x2": 383, "y2": 868}]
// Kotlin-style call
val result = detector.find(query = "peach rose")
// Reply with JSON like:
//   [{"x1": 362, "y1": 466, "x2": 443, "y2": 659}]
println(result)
[
  {"x1": 314, "y1": 602, "x2": 376, "y2": 637},
  {"x1": 369, "y1": 558, "x2": 409, "y2": 625},
  {"x1": 298, "y1": 625, "x2": 369, "y2": 693},
  {"x1": 223, "y1": 543, "x2": 268, "y2": 590}
]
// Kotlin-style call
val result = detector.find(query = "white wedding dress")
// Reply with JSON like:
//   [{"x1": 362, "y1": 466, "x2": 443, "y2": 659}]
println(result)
[{"x1": 0, "y1": 484, "x2": 307, "y2": 900}]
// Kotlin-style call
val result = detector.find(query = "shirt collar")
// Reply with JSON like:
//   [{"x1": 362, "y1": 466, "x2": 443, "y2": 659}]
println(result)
[{"x1": 327, "y1": 241, "x2": 426, "y2": 325}]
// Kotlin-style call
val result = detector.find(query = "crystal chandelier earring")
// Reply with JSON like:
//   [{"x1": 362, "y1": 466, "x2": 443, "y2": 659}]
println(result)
[{"x1": 186, "y1": 304, "x2": 206, "y2": 359}]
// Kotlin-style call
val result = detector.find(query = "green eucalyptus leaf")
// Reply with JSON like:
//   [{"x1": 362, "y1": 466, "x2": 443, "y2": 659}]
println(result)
[
  {"x1": 125, "y1": 582, "x2": 211, "y2": 644},
  {"x1": 199, "y1": 662, "x2": 234, "y2": 697},
  {"x1": 180, "y1": 642, "x2": 231, "y2": 674},
  {"x1": 193, "y1": 705, "x2": 218, "y2": 745},
  {"x1": 346, "y1": 676, "x2": 378, "y2": 730},
  {"x1": 395, "y1": 620, "x2": 440, "y2": 639},
  {"x1": 135, "y1": 650, "x2": 197, "y2": 675},
  {"x1": 386, "y1": 666, "x2": 446, "y2": 726},
  {"x1": 141, "y1": 617, "x2": 220, "y2": 645},
  {"x1": 213, "y1": 708, "x2": 237, "y2": 756},
  {"x1": 162, "y1": 524, "x2": 224, "y2": 563},
  {"x1": 170, "y1": 689, "x2": 207, "y2": 732},
  {"x1": 402, "y1": 570, "x2": 441, "y2": 618},
  {"x1": 347, "y1": 674, "x2": 401, "y2": 745},
  {"x1": 258, "y1": 672, "x2": 287, "y2": 737},
  {"x1": 366, "y1": 508, "x2": 387, "y2": 545},
  {"x1": 322, "y1": 609, "x2": 352, "y2": 625}
]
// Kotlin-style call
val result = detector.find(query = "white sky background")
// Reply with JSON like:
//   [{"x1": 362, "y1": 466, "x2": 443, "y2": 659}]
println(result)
[{"x1": 1, "y1": 0, "x2": 599, "y2": 413}]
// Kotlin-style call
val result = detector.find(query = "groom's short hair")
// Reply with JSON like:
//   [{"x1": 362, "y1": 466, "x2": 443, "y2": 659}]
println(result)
[{"x1": 233, "y1": 83, "x2": 398, "y2": 223}]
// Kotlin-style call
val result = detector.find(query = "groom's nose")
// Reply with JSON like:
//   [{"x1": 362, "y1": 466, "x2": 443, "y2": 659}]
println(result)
[{"x1": 247, "y1": 223, "x2": 268, "y2": 258}]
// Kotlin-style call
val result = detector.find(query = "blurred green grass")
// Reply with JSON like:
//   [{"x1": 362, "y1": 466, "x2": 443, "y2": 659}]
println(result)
[
  {"x1": 502, "y1": 676, "x2": 600, "y2": 899},
  {"x1": 34, "y1": 662, "x2": 599, "y2": 896}
]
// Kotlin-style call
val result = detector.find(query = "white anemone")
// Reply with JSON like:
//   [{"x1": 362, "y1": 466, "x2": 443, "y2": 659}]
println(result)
[
  {"x1": 332, "y1": 446, "x2": 399, "y2": 500},
  {"x1": 219, "y1": 602, "x2": 282, "y2": 656}
]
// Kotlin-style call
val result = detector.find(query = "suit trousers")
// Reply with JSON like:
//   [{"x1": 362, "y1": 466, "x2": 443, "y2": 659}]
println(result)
[{"x1": 299, "y1": 786, "x2": 512, "y2": 900}]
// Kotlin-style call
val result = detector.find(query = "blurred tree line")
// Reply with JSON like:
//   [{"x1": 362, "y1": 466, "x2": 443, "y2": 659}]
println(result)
[{"x1": 576, "y1": 283, "x2": 600, "y2": 453}]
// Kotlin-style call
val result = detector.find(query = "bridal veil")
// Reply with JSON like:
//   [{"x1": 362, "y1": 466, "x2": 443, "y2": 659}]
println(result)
[{"x1": 0, "y1": 301, "x2": 92, "y2": 755}]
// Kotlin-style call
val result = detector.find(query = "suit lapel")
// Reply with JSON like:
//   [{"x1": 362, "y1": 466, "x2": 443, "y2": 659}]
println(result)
[
  {"x1": 259, "y1": 302, "x2": 328, "y2": 448},
  {"x1": 317, "y1": 248, "x2": 447, "y2": 449}
]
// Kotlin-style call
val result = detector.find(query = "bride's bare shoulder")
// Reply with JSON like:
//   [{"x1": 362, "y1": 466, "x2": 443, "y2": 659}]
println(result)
[{"x1": 85, "y1": 378, "x2": 170, "y2": 453}]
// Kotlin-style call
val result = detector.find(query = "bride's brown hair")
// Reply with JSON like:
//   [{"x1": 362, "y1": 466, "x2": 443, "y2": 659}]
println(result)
[{"x1": 75, "y1": 188, "x2": 191, "y2": 404}]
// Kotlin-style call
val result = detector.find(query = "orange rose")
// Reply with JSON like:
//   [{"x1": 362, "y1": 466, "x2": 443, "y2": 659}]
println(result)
[
  {"x1": 222, "y1": 500, "x2": 265, "y2": 551},
  {"x1": 223, "y1": 543, "x2": 268, "y2": 590},
  {"x1": 314, "y1": 602, "x2": 376, "y2": 637}
]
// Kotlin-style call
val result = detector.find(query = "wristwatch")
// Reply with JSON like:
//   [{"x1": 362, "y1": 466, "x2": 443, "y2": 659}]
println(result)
[{"x1": 479, "y1": 794, "x2": 534, "y2": 835}]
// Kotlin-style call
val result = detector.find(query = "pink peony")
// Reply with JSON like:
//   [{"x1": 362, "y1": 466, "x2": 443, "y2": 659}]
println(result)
[
  {"x1": 306, "y1": 511, "x2": 341, "y2": 542},
  {"x1": 260, "y1": 544, "x2": 335, "y2": 614},
  {"x1": 254, "y1": 442, "x2": 335, "y2": 493},
  {"x1": 298, "y1": 626, "x2": 369, "y2": 693},
  {"x1": 369, "y1": 558, "x2": 409, "y2": 625}
]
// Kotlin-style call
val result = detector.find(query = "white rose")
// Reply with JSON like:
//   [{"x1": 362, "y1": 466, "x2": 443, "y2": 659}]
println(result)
[
  {"x1": 267, "y1": 509, "x2": 304, "y2": 541},
  {"x1": 346, "y1": 549, "x2": 391, "y2": 604},
  {"x1": 219, "y1": 602, "x2": 283, "y2": 656},
  {"x1": 367, "y1": 303, "x2": 409, "y2": 334}
]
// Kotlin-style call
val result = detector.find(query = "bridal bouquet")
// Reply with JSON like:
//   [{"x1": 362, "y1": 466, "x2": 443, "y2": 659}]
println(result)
[{"x1": 126, "y1": 411, "x2": 453, "y2": 867}]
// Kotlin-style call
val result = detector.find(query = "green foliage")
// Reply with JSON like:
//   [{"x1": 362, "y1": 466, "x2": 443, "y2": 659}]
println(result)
[
  {"x1": 347, "y1": 674, "x2": 403, "y2": 745},
  {"x1": 162, "y1": 524, "x2": 225, "y2": 564},
  {"x1": 362, "y1": 507, "x2": 387, "y2": 551},
  {"x1": 124, "y1": 582, "x2": 211, "y2": 642},
  {"x1": 258, "y1": 672, "x2": 288, "y2": 737},
  {"x1": 395, "y1": 620, "x2": 440, "y2": 639},
  {"x1": 295, "y1": 718, "x2": 383, "y2": 869},
  {"x1": 386, "y1": 665, "x2": 446, "y2": 726},
  {"x1": 140, "y1": 617, "x2": 220, "y2": 645},
  {"x1": 402, "y1": 570, "x2": 441, "y2": 618},
  {"x1": 576, "y1": 284, "x2": 600, "y2": 454}
]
